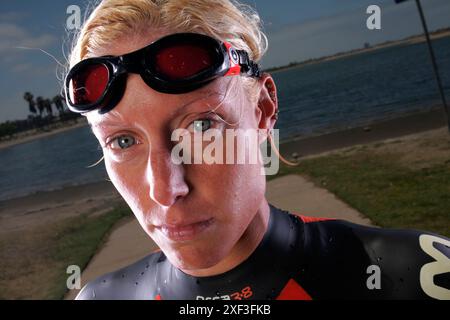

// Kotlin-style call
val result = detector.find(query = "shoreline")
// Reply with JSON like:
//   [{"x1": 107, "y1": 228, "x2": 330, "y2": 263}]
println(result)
[
  {"x1": 266, "y1": 30, "x2": 450, "y2": 74},
  {"x1": 0, "y1": 117, "x2": 89, "y2": 151},
  {"x1": 0, "y1": 179, "x2": 123, "y2": 236},
  {"x1": 279, "y1": 108, "x2": 447, "y2": 158},
  {"x1": 0, "y1": 180, "x2": 117, "y2": 213},
  {"x1": 0, "y1": 107, "x2": 447, "y2": 205},
  {"x1": 1, "y1": 107, "x2": 446, "y2": 153},
  {"x1": 2, "y1": 32, "x2": 449, "y2": 151}
]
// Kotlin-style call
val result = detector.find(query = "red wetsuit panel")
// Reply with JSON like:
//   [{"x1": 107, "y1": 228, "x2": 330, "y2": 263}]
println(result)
[{"x1": 276, "y1": 279, "x2": 312, "y2": 300}]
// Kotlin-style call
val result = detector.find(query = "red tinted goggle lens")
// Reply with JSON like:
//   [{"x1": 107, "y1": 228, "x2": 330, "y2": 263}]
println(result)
[
  {"x1": 154, "y1": 43, "x2": 216, "y2": 80},
  {"x1": 69, "y1": 63, "x2": 109, "y2": 105}
]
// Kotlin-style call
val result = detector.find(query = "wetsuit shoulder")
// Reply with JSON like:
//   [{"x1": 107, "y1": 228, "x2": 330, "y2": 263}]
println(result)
[
  {"x1": 296, "y1": 217, "x2": 450, "y2": 299},
  {"x1": 75, "y1": 250, "x2": 163, "y2": 300}
]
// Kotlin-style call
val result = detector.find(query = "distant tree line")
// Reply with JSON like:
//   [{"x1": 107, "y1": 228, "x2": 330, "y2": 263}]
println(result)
[
  {"x1": 0, "y1": 92, "x2": 82, "y2": 140},
  {"x1": 264, "y1": 26, "x2": 450, "y2": 73}
]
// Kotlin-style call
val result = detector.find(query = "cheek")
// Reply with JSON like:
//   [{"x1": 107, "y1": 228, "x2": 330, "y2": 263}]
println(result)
[
  {"x1": 103, "y1": 156, "x2": 147, "y2": 214},
  {"x1": 196, "y1": 161, "x2": 265, "y2": 225},
  {"x1": 228, "y1": 164, "x2": 265, "y2": 217},
  {"x1": 104, "y1": 157, "x2": 127, "y2": 192}
]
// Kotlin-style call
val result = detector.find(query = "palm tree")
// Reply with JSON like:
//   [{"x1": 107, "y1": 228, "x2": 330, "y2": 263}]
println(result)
[
  {"x1": 52, "y1": 94, "x2": 65, "y2": 116},
  {"x1": 44, "y1": 98, "x2": 53, "y2": 117},
  {"x1": 23, "y1": 92, "x2": 37, "y2": 115},
  {"x1": 36, "y1": 96, "x2": 45, "y2": 117}
]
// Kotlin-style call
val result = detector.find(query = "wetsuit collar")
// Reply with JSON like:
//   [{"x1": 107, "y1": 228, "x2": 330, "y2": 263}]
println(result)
[{"x1": 155, "y1": 204, "x2": 304, "y2": 300}]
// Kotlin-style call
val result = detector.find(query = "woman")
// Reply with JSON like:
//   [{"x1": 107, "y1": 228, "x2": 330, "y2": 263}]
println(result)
[{"x1": 66, "y1": 0, "x2": 449, "y2": 300}]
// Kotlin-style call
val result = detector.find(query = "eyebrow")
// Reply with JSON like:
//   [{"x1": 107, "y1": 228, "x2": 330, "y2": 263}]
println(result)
[
  {"x1": 88, "y1": 109, "x2": 128, "y2": 129},
  {"x1": 89, "y1": 120, "x2": 123, "y2": 129},
  {"x1": 88, "y1": 91, "x2": 225, "y2": 129},
  {"x1": 172, "y1": 92, "x2": 224, "y2": 117}
]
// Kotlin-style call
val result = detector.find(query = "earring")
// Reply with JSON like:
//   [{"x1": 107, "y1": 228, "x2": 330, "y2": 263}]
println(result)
[
  {"x1": 266, "y1": 82, "x2": 276, "y2": 103},
  {"x1": 274, "y1": 109, "x2": 279, "y2": 119}
]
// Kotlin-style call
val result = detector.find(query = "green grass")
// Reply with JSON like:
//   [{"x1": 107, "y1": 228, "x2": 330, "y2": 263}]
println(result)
[
  {"x1": 271, "y1": 152, "x2": 450, "y2": 237},
  {"x1": 0, "y1": 203, "x2": 132, "y2": 300},
  {"x1": 47, "y1": 204, "x2": 132, "y2": 299}
]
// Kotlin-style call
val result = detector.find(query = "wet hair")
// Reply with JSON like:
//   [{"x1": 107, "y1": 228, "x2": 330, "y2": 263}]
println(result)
[{"x1": 68, "y1": 0, "x2": 268, "y2": 103}]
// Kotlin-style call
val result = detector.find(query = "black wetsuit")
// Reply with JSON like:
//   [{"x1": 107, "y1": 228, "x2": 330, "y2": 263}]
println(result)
[{"x1": 76, "y1": 205, "x2": 450, "y2": 300}]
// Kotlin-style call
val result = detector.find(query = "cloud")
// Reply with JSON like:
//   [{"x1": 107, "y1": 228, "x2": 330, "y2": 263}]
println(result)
[
  {"x1": 0, "y1": 22, "x2": 58, "y2": 77},
  {"x1": 0, "y1": 21, "x2": 64, "y2": 122},
  {"x1": 0, "y1": 23, "x2": 56, "y2": 54},
  {"x1": 10, "y1": 62, "x2": 54, "y2": 75}
]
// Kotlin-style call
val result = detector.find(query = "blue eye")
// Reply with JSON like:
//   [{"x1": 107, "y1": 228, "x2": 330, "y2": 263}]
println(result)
[
  {"x1": 192, "y1": 119, "x2": 211, "y2": 132},
  {"x1": 109, "y1": 135, "x2": 136, "y2": 150}
]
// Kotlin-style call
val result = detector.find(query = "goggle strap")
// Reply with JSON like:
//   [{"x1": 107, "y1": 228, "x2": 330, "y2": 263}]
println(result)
[{"x1": 236, "y1": 50, "x2": 260, "y2": 78}]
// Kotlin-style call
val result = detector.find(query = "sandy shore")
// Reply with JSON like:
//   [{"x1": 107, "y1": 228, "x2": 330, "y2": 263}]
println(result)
[
  {"x1": 0, "y1": 117, "x2": 89, "y2": 151},
  {"x1": 0, "y1": 180, "x2": 123, "y2": 236},
  {"x1": 279, "y1": 108, "x2": 448, "y2": 159}
]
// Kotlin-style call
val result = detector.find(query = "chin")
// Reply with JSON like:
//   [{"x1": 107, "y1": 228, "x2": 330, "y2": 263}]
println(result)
[
  {"x1": 175, "y1": 258, "x2": 218, "y2": 271},
  {"x1": 167, "y1": 242, "x2": 228, "y2": 271}
]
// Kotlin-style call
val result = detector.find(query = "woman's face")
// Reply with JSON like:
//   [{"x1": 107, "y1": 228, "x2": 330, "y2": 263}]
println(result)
[{"x1": 86, "y1": 30, "x2": 273, "y2": 271}]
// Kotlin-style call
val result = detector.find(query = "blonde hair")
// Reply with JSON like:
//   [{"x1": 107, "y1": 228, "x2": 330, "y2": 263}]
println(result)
[{"x1": 68, "y1": 0, "x2": 268, "y2": 103}]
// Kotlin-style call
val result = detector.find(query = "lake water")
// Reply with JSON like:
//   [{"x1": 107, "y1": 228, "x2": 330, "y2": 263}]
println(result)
[
  {"x1": 272, "y1": 36, "x2": 450, "y2": 140},
  {"x1": 1, "y1": 36, "x2": 449, "y2": 201}
]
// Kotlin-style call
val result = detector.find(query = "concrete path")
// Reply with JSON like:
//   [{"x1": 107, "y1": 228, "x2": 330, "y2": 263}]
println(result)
[
  {"x1": 266, "y1": 175, "x2": 372, "y2": 225},
  {"x1": 65, "y1": 174, "x2": 372, "y2": 299}
]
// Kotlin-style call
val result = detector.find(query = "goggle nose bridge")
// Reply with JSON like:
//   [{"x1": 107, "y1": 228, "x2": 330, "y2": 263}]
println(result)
[{"x1": 119, "y1": 51, "x2": 145, "y2": 75}]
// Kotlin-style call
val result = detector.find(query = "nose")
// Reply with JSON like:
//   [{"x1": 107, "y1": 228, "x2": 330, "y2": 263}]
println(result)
[{"x1": 146, "y1": 146, "x2": 190, "y2": 207}]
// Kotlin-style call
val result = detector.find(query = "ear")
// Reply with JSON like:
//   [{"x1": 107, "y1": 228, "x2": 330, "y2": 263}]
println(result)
[
  {"x1": 255, "y1": 73, "x2": 278, "y2": 130},
  {"x1": 255, "y1": 73, "x2": 278, "y2": 145}
]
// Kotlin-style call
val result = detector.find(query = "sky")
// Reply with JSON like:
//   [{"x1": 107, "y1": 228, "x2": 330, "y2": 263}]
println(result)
[{"x1": 1, "y1": 0, "x2": 449, "y2": 122}]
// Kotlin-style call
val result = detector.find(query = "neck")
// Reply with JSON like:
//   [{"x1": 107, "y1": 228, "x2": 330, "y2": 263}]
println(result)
[{"x1": 180, "y1": 200, "x2": 271, "y2": 277}]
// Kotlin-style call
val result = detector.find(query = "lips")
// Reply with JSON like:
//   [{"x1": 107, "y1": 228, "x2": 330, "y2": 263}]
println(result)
[{"x1": 156, "y1": 218, "x2": 214, "y2": 242}]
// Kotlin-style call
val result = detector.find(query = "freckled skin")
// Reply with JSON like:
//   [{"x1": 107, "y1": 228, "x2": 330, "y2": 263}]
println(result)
[{"x1": 86, "y1": 30, "x2": 278, "y2": 277}]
